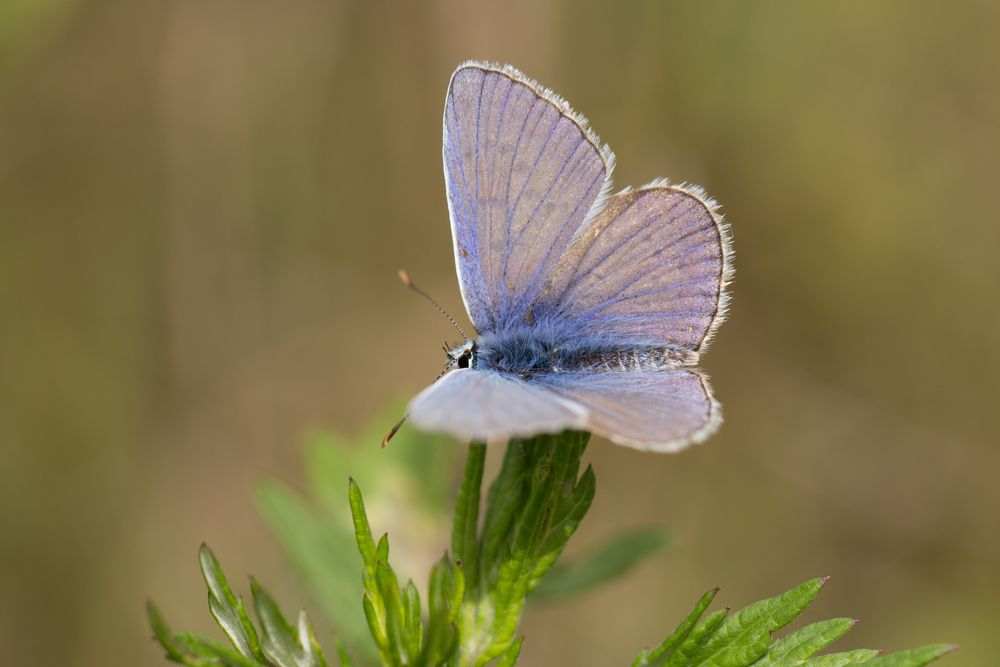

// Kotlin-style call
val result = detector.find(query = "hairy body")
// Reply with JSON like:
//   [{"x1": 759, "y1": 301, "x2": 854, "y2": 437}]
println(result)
[{"x1": 448, "y1": 320, "x2": 698, "y2": 378}]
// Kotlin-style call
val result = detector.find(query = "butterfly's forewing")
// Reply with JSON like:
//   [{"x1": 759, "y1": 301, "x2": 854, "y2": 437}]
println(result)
[
  {"x1": 538, "y1": 369, "x2": 720, "y2": 452},
  {"x1": 444, "y1": 62, "x2": 614, "y2": 332},
  {"x1": 408, "y1": 369, "x2": 588, "y2": 443},
  {"x1": 540, "y1": 184, "x2": 732, "y2": 353}
]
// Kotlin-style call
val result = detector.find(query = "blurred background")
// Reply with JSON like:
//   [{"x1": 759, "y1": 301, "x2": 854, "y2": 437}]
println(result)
[{"x1": 2, "y1": 1, "x2": 998, "y2": 665}]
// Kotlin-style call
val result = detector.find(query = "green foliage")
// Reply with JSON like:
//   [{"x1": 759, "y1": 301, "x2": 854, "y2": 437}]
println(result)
[
  {"x1": 340, "y1": 432, "x2": 603, "y2": 666},
  {"x1": 453, "y1": 432, "x2": 596, "y2": 665},
  {"x1": 348, "y1": 475, "x2": 464, "y2": 666},
  {"x1": 254, "y1": 413, "x2": 457, "y2": 659},
  {"x1": 632, "y1": 578, "x2": 957, "y2": 667},
  {"x1": 148, "y1": 545, "x2": 341, "y2": 667},
  {"x1": 149, "y1": 428, "x2": 954, "y2": 667}
]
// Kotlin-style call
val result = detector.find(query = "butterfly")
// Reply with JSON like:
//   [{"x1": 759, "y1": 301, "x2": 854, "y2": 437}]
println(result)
[{"x1": 401, "y1": 61, "x2": 732, "y2": 453}]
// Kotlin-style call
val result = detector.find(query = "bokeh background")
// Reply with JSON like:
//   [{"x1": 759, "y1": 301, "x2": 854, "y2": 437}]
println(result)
[{"x1": 2, "y1": 1, "x2": 998, "y2": 665}]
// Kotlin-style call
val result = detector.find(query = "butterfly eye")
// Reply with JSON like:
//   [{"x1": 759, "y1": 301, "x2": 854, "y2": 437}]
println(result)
[{"x1": 457, "y1": 352, "x2": 472, "y2": 369}]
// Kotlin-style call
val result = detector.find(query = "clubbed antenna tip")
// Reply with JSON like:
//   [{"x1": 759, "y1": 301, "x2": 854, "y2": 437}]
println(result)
[
  {"x1": 397, "y1": 268, "x2": 467, "y2": 339},
  {"x1": 381, "y1": 414, "x2": 407, "y2": 447}
]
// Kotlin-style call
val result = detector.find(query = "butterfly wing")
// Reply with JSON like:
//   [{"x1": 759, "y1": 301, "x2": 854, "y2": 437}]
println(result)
[
  {"x1": 408, "y1": 369, "x2": 588, "y2": 443},
  {"x1": 537, "y1": 369, "x2": 721, "y2": 452},
  {"x1": 409, "y1": 368, "x2": 719, "y2": 451},
  {"x1": 539, "y1": 182, "x2": 733, "y2": 354},
  {"x1": 443, "y1": 61, "x2": 615, "y2": 332}
]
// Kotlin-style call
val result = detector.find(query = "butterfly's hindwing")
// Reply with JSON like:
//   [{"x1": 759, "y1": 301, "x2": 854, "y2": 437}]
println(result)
[
  {"x1": 408, "y1": 368, "x2": 587, "y2": 443},
  {"x1": 538, "y1": 369, "x2": 720, "y2": 452},
  {"x1": 540, "y1": 183, "x2": 732, "y2": 353}
]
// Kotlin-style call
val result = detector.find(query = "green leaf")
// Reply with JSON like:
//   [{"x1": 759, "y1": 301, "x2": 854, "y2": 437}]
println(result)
[
  {"x1": 665, "y1": 608, "x2": 728, "y2": 667},
  {"x1": 403, "y1": 579, "x2": 423, "y2": 660},
  {"x1": 688, "y1": 577, "x2": 827, "y2": 665},
  {"x1": 632, "y1": 587, "x2": 718, "y2": 666},
  {"x1": 199, "y1": 544, "x2": 264, "y2": 662},
  {"x1": 801, "y1": 649, "x2": 882, "y2": 666},
  {"x1": 489, "y1": 451, "x2": 557, "y2": 638},
  {"x1": 349, "y1": 477, "x2": 389, "y2": 660},
  {"x1": 172, "y1": 632, "x2": 262, "y2": 667},
  {"x1": 526, "y1": 463, "x2": 596, "y2": 595},
  {"x1": 348, "y1": 478, "x2": 377, "y2": 576},
  {"x1": 334, "y1": 638, "x2": 354, "y2": 667},
  {"x1": 147, "y1": 601, "x2": 191, "y2": 665},
  {"x1": 254, "y1": 481, "x2": 371, "y2": 658},
  {"x1": 452, "y1": 441, "x2": 486, "y2": 592},
  {"x1": 479, "y1": 440, "x2": 531, "y2": 582},
  {"x1": 376, "y1": 533, "x2": 390, "y2": 565},
  {"x1": 755, "y1": 618, "x2": 857, "y2": 664},
  {"x1": 449, "y1": 559, "x2": 466, "y2": 625},
  {"x1": 635, "y1": 580, "x2": 953, "y2": 667},
  {"x1": 250, "y1": 578, "x2": 300, "y2": 667},
  {"x1": 376, "y1": 561, "x2": 407, "y2": 664},
  {"x1": 151, "y1": 605, "x2": 257, "y2": 667},
  {"x1": 496, "y1": 636, "x2": 524, "y2": 667},
  {"x1": 296, "y1": 611, "x2": 331, "y2": 667},
  {"x1": 154, "y1": 423, "x2": 955, "y2": 667},
  {"x1": 422, "y1": 554, "x2": 458, "y2": 664},
  {"x1": 863, "y1": 644, "x2": 958, "y2": 667},
  {"x1": 533, "y1": 526, "x2": 668, "y2": 602},
  {"x1": 149, "y1": 547, "x2": 340, "y2": 667},
  {"x1": 362, "y1": 593, "x2": 391, "y2": 661},
  {"x1": 256, "y1": 417, "x2": 459, "y2": 663}
]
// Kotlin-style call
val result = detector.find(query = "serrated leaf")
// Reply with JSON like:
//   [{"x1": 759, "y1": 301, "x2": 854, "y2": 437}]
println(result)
[
  {"x1": 689, "y1": 578, "x2": 826, "y2": 665},
  {"x1": 526, "y1": 464, "x2": 596, "y2": 595},
  {"x1": 480, "y1": 441, "x2": 530, "y2": 581},
  {"x1": 256, "y1": 418, "x2": 457, "y2": 663},
  {"x1": 862, "y1": 644, "x2": 957, "y2": 667},
  {"x1": 449, "y1": 559, "x2": 465, "y2": 625},
  {"x1": 801, "y1": 649, "x2": 881, "y2": 666},
  {"x1": 362, "y1": 593, "x2": 391, "y2": 661},
  {"x1": 348, "y1": 476, "x2": 390, "y2": 658},
  {"x1": 149, "y1": 549, "x2": 341, "y2": 667},
  {"x1": 496, "y1": 637, "x2": 524, "y2": 667},
  {"x1": 347, "y1": 479, "x2": 377, "y2": 576},
  {"x1": 296, "y1": 611, "x2": 330, "y2": 667},
  {"x1": 533, "y1": 526, "x2": 668, "y2": 602},
  {"x1": 403, "y1": 579, "x2": 423, "y2": 659},
  {"x1": 376, "y1": 561, "x2": 407, "y2": 664},
  {"x1": 148, "y1": 601, "x2": 192, "y2": 665},
  {"x1": 422, "y1": 554, "x2": 458, "y2": 664},
  {"x1": 756, "y1": 618, "x2": 857, "y2": 664},
  {"x1": 510, "y1": 452, "x2": 557, "y2": 559},
  {"x1": 254, "y1": 481, "x2": 371, "y2": 659},
  {"x1": 632, "y1": 587, "x2": 718, "y2": 667},
  {"x1": 452, "y1": 442, "x2": 486, "y2": 592},
  {"x1": 488, "y1": 452, "x2": 557, "y2": 642},
  {"x1": 250, "y1": 578, "x2": 300, "y2": 667},
  {"x1": 173, "y1": 632, "x2": 263, "y2": 667},
  {"x1": 665, "y1": 608, "x2": 728, "y2": 667},
  {"x1": 199, "y1": 545, "x2": 264, "y2": 662}
]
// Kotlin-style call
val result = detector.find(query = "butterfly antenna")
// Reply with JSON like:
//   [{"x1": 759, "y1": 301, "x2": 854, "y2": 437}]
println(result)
[
  {"x1": 382, "y1": 360, "x2": 453, "y2": 447},
  {"x1": 398, "y1": 270, "x2": 467, "y2": 339},
  {"x1": 382, "y1": 414, "x2": 407, "y2": 448}
]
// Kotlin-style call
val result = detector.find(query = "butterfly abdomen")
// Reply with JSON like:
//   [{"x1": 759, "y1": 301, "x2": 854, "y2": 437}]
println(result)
[
  {"x1": 568, "y1": 346, "x2": 696, "y2": 372},
  {"x1": 476, "y1": 326, "x2": 696, "y2": 376}
]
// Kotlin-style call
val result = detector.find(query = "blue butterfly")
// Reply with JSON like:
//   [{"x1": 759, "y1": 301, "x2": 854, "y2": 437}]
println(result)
[{"x1": 402, "y1": 61, "x2": 732, "y2": 452}]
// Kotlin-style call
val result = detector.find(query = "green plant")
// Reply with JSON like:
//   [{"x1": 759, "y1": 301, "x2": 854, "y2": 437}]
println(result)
[{"x1": 148, "y1": 430, "x2": 956, "y2": 666}]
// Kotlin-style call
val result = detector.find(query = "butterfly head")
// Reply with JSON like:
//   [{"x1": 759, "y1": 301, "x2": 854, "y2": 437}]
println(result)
[{"x1": 446, "y1": 339, "x2": 477, "y2": 370}]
